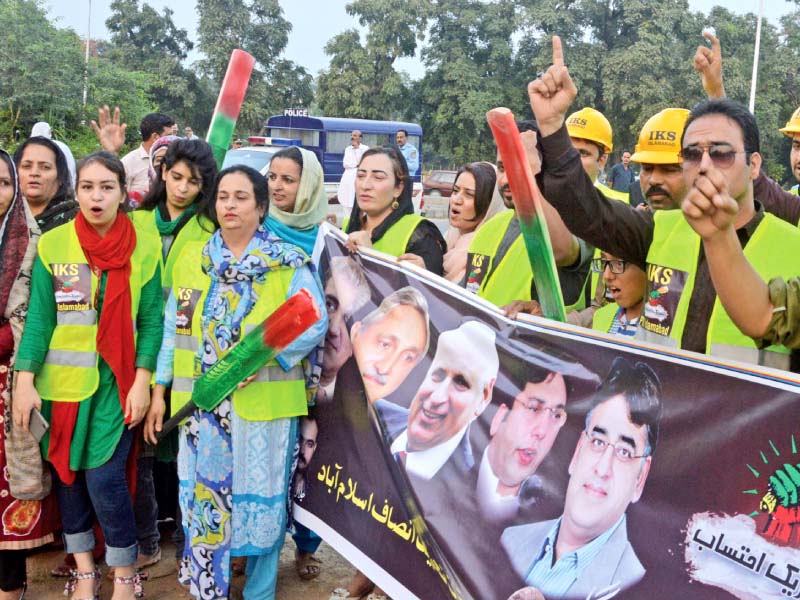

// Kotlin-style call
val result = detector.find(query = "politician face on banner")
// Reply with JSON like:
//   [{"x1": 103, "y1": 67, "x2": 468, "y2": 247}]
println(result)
[
  {"x1": 488, "y1": 373, "x2": 567, "y2": 497},
  {"x1": 321, "y1": 257, "x2": 370, "y2": 392},
  {"x1": 406, "y1": 321, "x2": 499, "y2": 452},
  {"x1": 351, "y1": 286, "x2": 430, "y2": 404},
  {"x1": 502, "y1": 358, "x2": 663, "y2": 599}
]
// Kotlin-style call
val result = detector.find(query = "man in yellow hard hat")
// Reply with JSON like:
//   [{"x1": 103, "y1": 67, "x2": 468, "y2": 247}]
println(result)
[
  {"x1": 629, "y1": 108, "x2": 690, "y2": 210},
  {"x1": 566, "y1": 107, "x2": 629, "y2": 202},
  {"x1": 779, "y1": 107, "x2": 800, "y2": 195}
]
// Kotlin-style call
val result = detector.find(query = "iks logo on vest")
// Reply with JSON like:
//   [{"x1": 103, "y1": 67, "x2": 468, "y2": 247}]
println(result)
[
  {"x1": 52, "y1": 263, "x2": 91, "y2": 311},
  {"x1": 640, "y1": 264, "x2": 688, "y2": 337},
  {"x1": 465, "y1": 253, "x2": 490, "y2": 294},
  {"x1": 175, "y1": 287, "x2": 203, "y2": 336}
]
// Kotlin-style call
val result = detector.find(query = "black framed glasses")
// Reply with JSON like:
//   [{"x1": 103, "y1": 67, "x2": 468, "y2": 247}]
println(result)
[
  {"x1": 583, "y1": 431, "x2": 647, "y2": 463},
  {"x1": 679, "y1": 144, "x2": 748, "y2": 168},
  {"x1": 591, "y1": 257, "x2": 628, "y2": 274}
]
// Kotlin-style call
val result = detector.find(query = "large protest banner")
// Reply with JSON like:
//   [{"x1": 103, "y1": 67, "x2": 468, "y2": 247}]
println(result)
[{"x1": 294, "y1": 224, "x2": 800, "y2": 600}]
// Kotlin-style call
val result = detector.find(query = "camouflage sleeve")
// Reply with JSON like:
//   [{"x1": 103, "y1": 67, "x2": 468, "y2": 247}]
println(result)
[{"x1": 756, "y1": 277, "x2": 800, "y2": 349}]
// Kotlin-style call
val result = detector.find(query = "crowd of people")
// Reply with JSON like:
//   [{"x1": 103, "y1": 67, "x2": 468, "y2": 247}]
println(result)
[{"x1": 0, "y1": 26, "x2": 799, "y2": 600}]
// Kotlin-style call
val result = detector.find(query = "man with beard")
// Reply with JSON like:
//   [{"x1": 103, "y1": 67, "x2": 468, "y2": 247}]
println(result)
[
  {"x1": 528, "y1": 35, "x2": 800, "y2": 366},
  {"x1": 630, "y1": 108, "x2": 691, "y2": 211},
  {"x1": 464, "y1": 120, "x2": 594, "y2": 317}
]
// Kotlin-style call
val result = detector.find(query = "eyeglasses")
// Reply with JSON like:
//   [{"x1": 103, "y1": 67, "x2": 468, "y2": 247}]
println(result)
[
  {"x1": 514, "y1": 398, "x2": 567, "y2": 424},
  {"x1": 583, "y1": 430, "x2": 646, "y2": 463},
  {"x1": 679, "y1": 144, "x2": 748, "y2": 168},
  {"x1": 591, "y1": 258, "x2": 628, "y2": 274}
]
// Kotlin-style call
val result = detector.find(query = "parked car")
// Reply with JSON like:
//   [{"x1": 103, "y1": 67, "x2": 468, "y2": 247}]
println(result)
[
  {"x1": 423, "y1": 170, "x2": 457, "y2": 198},
  {"x1": 421, "y1": 170, "x2": 457, "y2": 219}
]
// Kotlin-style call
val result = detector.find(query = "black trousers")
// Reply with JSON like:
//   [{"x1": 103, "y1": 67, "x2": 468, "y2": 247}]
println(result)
[{"x1": 0, "y1": 549, "x2": 26, "y2": 591}]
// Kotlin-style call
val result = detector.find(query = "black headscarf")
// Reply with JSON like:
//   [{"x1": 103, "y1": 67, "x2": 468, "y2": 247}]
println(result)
[{"x1": 344, "y1": 146, "x2": 414, "y2": 243}]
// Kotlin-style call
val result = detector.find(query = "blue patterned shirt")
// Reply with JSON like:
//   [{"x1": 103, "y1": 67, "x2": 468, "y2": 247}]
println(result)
[{"x1": 524, "y1": 515, "x2": 625, "y2": 597}]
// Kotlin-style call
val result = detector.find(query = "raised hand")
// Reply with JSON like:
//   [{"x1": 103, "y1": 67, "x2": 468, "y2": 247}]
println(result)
[
  {"x1": 681, "y1": 164, "x2": 738, "y2": 240},
  {"x1": 90, "y1": 105, "x2": 127, "y2": 154},
  {"x1": 527, "y1": 35, "x2": 578, "y2": 137},
  {"x1": 693, "y1": 31, "x2": 725, "y2": 99}
]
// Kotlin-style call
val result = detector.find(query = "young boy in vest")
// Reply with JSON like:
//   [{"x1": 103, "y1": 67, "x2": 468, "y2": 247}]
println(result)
[{"x1": 590, "y1": 252, "x2": 647, "y2": 337}]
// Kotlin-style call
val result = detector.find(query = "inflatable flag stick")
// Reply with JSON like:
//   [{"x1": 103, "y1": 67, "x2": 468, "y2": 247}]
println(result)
[
  {"x1": 206, "y1": 49, "x2": 255, "y2": 168},
  {"x1": 156, "y1": 288, "x2": 321, "y2": 440},
  {"x1": 486, "y1": 107, "x2": 566, "y2": 322}
]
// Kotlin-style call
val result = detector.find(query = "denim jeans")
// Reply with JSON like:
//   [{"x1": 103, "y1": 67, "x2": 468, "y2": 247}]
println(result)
[
  {"x1": 53, "y1": 427, "x2": 138, "y2": 567},
  {"x1": 134, "y1": 455, "x2": 160, "y2": 556},
  {"x1": 292, "y1": 522, "x2": 322, "y2": 555}
]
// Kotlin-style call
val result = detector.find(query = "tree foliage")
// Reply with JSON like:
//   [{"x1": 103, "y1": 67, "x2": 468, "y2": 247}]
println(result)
[
  {"x1": 196, "y1": 0, "x2": 311, "y2": 133},
  {"x1": 2, "y1": 0, "x2": 800, "y2": 178},
  {"x1": 316, "y1": 0, "x2": 429, "y2": 120}
]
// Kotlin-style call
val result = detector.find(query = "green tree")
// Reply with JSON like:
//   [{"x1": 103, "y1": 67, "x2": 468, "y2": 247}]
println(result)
[
  {"x1": 415, "y1": 0, "x2": 518, "y2": 163},
  {"x1": 104, "y1": 0, "x2": 213, "y2": 134},
  {"x1": 0, "y1": 0, "x2": 84, "y2": 145},
  {"x1": 195, "y1": 0, "x2": 312, "y2": 133},
  {"x1": 316, "y1": 0, "x2": 429, "y2": 119}
]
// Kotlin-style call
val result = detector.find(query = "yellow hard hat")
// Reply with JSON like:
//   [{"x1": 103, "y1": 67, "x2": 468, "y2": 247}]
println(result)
[
  {"x1": 566, "y1": 107, "x2": 613, "y2": 153},
  {"x1": 630, "y1": 108, "x2": 690, "y2": 164},
  {"x1": 779, "y1": 106, "x2": 800, "y2": 138}
]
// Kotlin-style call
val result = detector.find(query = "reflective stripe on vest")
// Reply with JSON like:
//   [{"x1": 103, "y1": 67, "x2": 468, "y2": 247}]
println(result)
[
  {"x1": 35, "y1": 221, "x2": 160, "y2": 402},
  {"x1": 373, "y1": 214, "x2": 424, "y2": 257},
  {"x1": 43, "y1": 348, "x2": 98, "y2": 369},
  {"x1": 56, "y1": 310, "x2": 97, "y2": 326},
  {"x1": 170, "y1": 241, "x2": 309, "y2": 421},
  {"x1": 639, "y1": 210, "x2": 798, "y2": 368},
  {"x1": 595, "y1": 181, "x2": 630, "y2": 203}
]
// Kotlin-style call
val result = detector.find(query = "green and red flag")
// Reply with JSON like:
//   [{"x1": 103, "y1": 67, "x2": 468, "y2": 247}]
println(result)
[
  {"x1": 486, "y1": 107, "x2": 566, "y2": 322},
  {"x1": 206, "y1": 49, "x2": 255, "y2": 168},
  {"x1": 157, "y1": 288, "x2": 321, "y2": 439}
]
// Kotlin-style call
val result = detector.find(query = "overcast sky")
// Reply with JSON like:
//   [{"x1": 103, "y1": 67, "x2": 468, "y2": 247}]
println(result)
[{"x1": 43, "y1": 0, "x2": 796, "y2": 79}]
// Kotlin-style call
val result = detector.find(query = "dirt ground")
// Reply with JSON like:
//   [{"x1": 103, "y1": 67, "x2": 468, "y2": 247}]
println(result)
[{"x1": 26, "y1": 534, "x2": 357, "y2": 600}]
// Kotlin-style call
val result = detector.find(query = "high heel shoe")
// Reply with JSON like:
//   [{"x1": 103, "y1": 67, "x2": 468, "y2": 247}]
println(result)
[{"x1": 64, "y1": 569, "x2": 101, "y2": 600}]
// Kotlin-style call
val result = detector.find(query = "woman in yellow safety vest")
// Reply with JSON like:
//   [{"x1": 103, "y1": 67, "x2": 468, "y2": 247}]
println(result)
[
  {"x1": 130, "y1": 137, "x2": 217, "y2": 572},
  {"x1": 144, "y1": 165, "x2": 326, "y2": 600},
  {"x1": 13, "y1": 151, "x2": 163, "y2": 600},
  {"x1": 344, "y1": 146, "x2": 445, "y2": 275}
]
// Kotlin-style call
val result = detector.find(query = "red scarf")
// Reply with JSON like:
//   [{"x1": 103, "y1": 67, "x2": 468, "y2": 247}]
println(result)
[
  {"x1": 49, "y1": 212, "x2": 138, "y2": 485},
  {"x1": 75, "y1": 210, "x2": 137, "y2": 416}
]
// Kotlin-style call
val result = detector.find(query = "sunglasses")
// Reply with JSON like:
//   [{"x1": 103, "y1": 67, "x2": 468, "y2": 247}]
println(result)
[{"x1": 679, "y1": 144, "x2": 748, "y2": 168}]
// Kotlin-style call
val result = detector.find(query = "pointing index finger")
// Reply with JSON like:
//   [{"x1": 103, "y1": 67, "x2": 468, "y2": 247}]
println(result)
[{"x1": 552, "y1": 35, "x2": 564, "y2": 69}]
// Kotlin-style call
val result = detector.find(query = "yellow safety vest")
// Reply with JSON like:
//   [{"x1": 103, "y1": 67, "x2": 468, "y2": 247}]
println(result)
[
  {"x1": 341, "y1": 214, "x2": 425, "y2": 258},
  {"x1": 466, "y1": 210, "x2": 588, "y2": 311},
  {"x1": 595, "y1": 181, "x2": 630, "y2": 203},
  {"x1": 35, "y1": 220, "x2": 160, "y2": 401},
  {"x1": 790, "y1": 185, "x2": 799, "y2": 196},
  {"x1": 130, "y1": 210, "x2": 212, "y2": 302},
  {"x1": 372, "y1": 214, "x2": 423, "y2": 257},
  {"x1": 170, "y1": 242, "x2": 307, "y2": 421},
  {"x1": 591, "y1": 302, "x2": 619, "y2": 333},
  {"x1": 639, "y1": 210, "x2": 799, "y2": 369}
]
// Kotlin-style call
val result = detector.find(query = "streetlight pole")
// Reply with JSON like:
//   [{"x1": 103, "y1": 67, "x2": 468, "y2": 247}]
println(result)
[{"x1": 82, "y1": 0, "x2": 91, "y2": 110}]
